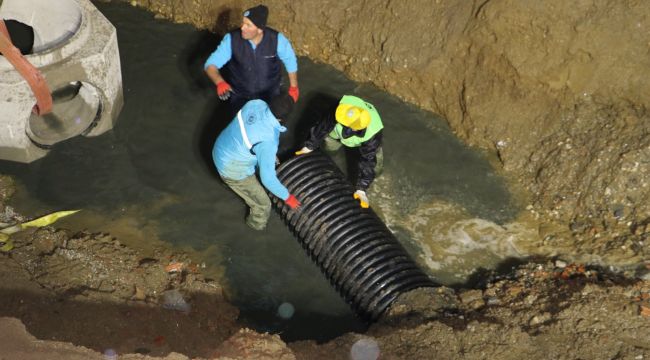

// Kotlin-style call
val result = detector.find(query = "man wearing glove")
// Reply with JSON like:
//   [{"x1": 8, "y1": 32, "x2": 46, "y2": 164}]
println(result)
[
  {"x1": 204, "y1": 4, "x2": 299, "y2": 113},
  {"x1": 295, "y1": 95, "x2": 383, "y2": 208},
  {"x1": 213, "y1": 94, "x2": 300, "y2": 230}
]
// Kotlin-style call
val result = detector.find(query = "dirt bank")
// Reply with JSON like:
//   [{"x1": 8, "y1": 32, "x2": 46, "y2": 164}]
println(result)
[
  {"x1": 122, "y1": 0, "x2": 650, "y2": 267},
  {"x1": 2, "y1": 174, "x2": 650, "y2": 359},
  {"x1": 3, "y1": 0, "x2": 650, "y2": 358},
  {"x1": 0, "y1": 175, "x2": 239, "y2": 358},
  {"x1": 291, "y1": 262, "x2": 650, "y2": 360}
]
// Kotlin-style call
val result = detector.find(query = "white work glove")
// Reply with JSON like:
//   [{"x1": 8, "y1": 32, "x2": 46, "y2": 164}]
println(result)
[
  {"x1": 353, "y1": 190, "x2": 369, "y2": 208},
  {"x1": 295, "y1": 146, "x2": 313, "y2": 156}
]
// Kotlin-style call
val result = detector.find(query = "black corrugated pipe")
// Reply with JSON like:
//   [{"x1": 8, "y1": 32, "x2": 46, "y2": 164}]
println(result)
[{"x1": 271, "y1": 152, "x2": 437, "y2": 321}]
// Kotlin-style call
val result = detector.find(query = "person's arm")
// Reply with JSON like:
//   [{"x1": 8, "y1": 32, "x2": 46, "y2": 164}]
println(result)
[
  {"x1": 303, "y1": 110, "x2": 337, "y2": 150},
  {"x1": 287, "y1": 71, "x2": 298, "y2": 88},
  {"x1": 277, "y1": 33, "x2": 299, "y2": 101},
  {"x1": 204, "y1": 33, "x2": 232, "y2": 86},
  {"x1": 254, "y1": 141, "x2": 290, "y2": 200},
  {"x1": 205, "y1": 65, "x2": 226, "y2": 84},
  {"x1": 277, "y1": 33, "x2": 297, "y2": 83},
  {"x1": 356, "y1": 131, "x2": 383, "y2": 190}
]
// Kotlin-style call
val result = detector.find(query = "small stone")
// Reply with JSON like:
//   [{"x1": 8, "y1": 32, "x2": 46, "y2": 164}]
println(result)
[
  {"x1": 613, "y1": 207, "x2": 624, "y2": 219},
  {"x1": 525, "y1": 294, "x2": 539, "y2": 305},
  {"x1": 640, "y1": 305, "x2": 650, "y2": 317},
  {"x1": 165, "y1": 262, "x2": 185, "y2": 273},
  {"x1": 487, "y1": 297, "x2": 501, "y2": 306},
  {"x1": 529, "y1": 312, "x2": 551, "y2": 326},
  {"x1": 459, "y1": 290, "x2": 483, "y2": 304},
  {"x1": 507, "y1": 286, "x2": 523, "y2": 298},
  {"x1": 132, "y1": 286, "x2": 146, "y2": 301}
]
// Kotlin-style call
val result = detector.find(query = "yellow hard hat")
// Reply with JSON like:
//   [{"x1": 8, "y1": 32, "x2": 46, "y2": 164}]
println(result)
[{"x1": 335, "y1": 104, "x2": 371, "y2": 130}]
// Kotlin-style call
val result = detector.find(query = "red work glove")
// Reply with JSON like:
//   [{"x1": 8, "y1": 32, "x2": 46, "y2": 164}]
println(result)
[
  {"x1": 285, "y1": 194, "x2": 301, "y2": 209},
  {"x1": 288, "y1": 86, "x2": 299, "y2": 103},
  {"x1": 216, "y1": 81, "x2": 232, "y2": 100}
]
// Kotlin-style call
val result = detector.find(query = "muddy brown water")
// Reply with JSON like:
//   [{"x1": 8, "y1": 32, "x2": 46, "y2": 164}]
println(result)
[{"x1": 0, "y1": 1, "x2": 520, "y2": 342}]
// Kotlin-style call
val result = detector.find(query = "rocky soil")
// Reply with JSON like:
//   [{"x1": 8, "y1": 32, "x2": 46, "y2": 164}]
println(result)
[
  {"x1": 292, "y1": 262, "x2": 650, "y2": 360},
  {"x1": 2, "y1": 173, "x2": 650, "y2": 359},
  {"x1": 0, "y1": 180, "x2": 238, "y2": 358}
]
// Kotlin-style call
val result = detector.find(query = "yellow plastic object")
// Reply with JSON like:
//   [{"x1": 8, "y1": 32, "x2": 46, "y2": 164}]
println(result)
[
  {"x1": 0, "y1": 233, "x2": 12, "y2": 252},
  {"x1": 20, "y1": 210, "x2": 80, "y2": 229},
  {"x1": 335, "y1": 104, "x2": 371, "y2": 130},
  {"x1": 0, "y1": 210, "x2": 81, "y2": 235},
  {"x1": 294, "y1": 147, "x2": 313, "y2": 156},
  {"x1": 353, "y1": 192, "x2": 369, "y2": 208}
]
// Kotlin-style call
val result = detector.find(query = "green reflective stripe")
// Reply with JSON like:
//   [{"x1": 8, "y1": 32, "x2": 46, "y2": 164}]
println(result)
[{"x1": 329, "y1": 114, "x2": 383, "y2": 147}]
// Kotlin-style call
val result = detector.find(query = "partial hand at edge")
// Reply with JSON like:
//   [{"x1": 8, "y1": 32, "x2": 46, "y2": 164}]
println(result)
[
  {"x1": 216, "y1": 81, "x2": 232, "y2": 100},
  {"x1": 288, "y1": 86, "x2": 299, "y2": 102},
  {"x1": 285, "y1": 194, "x2": 301, "y2": 210},
  {"x1": 294, "y1": 147, "x2": 313, "y2": 156},
  {"x1": 353, "y1": 190, "x2": 369, "y2": 208}
]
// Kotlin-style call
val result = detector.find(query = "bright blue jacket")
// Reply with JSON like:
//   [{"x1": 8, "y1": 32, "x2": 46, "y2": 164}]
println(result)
[{"x1": 212, "y1": 100, "x2": 289, "y2": 200}]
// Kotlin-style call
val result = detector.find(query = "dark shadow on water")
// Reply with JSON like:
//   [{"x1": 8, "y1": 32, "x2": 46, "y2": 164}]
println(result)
[
  {"x1": 194, "y1": 97, "x2": 231, "y2": 179},
  {"x1": 236, "y1": 306, "x2": 369, "y2": 343},
  {"x1": 278, "y1": 92, "x2": 338, "y2": 160},
  {"x1": 0, "y1": 134, "x2": 155, "y2": 210},
  {"x1": 175, "y1": 27, "x2": 233, "y2": 177},
  {"x1": 177, "y1": 29, "x2": 218, "y2": 95}
]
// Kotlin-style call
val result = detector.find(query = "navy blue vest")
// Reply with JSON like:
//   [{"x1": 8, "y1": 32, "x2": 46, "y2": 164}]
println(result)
[{"x1": 226, "y1": 28, "x2": 282, "y2": 99}]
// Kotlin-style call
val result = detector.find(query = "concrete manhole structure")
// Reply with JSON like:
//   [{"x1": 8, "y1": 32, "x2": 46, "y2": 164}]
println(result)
[{"x1": 0, "y1": 0, "x2": 123, "y2": 162}]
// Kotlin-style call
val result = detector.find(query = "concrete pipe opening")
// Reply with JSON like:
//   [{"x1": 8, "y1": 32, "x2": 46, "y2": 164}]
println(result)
[
  {"x1": 26, "y1": 81, "x2": 102, "y2": 148},
  {"x1": 0, "y1": 0, "x2": 82, "y2": 54}
]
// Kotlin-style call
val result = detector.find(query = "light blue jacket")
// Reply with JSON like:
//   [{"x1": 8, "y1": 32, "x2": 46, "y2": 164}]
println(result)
[{"x1": 212, "y1": 100, "x2": 289, "y2": 200}]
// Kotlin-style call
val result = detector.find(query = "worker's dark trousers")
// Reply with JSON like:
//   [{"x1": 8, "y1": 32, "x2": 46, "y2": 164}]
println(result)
[{"x1": 324, "y1": 136, "x2": 384, "y2": 178}]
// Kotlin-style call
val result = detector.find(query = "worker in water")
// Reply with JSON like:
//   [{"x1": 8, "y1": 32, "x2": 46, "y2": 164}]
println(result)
[
  {"x1": 213, "y1": 93, "x2": 301, "y2": 230},
  {"x1": 295, "y1": 95, "x2": 384, "y2": 209},
  {"x1": 204, "y1": 4, "x2": 299, "y2": 113}
]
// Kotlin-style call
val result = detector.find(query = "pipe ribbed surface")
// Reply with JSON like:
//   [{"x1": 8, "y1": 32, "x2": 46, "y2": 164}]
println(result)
[{"x1": 272, "y1": 152, "x2": 436, "y2": 321}]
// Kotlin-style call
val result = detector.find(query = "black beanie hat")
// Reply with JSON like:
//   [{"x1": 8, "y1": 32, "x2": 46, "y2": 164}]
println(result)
[
  {"x1": 243, "y1": 5, "x2": 268, "y2": 28},
  {"x1": 269, "y1": 94, "x2": 294, "y2": 120}
]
